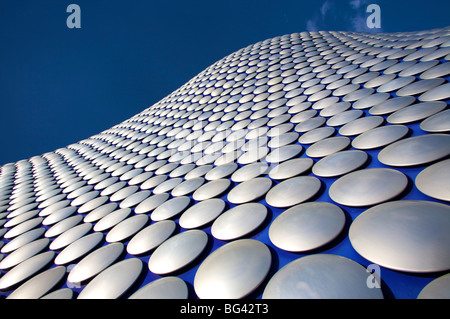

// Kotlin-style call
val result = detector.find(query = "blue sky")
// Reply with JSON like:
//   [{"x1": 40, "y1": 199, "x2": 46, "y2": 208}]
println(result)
[{"x1": 0, "y1": 0, "x2": 449, "y2": 165}]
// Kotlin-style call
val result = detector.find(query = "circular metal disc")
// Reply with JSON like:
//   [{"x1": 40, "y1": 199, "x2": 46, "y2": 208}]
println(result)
[
  {"x1": 352, "y1": 125, "x2": 409, "y2": 150},
  {"x1": 6, "y1": 266, "x2": 66, "y2": 299},
  {"x1": 326, "y1": 110, "x2": 363, "y2": 127},
  {"x1": 386, "y1": 102, "x2": 447, "y2": 124},
  {"x1": 77, "y1": 258, "x2": 143, "y2": 299},
  {"x1": 129, "y1": 277, "x2": 188, "y2": 299},
  {"x1": 0, "y1": 251, "x2": 55, "y2": 291},
  {"x1": 194, "y1": 239, "x2": 271, "y2": 299},
  {"x1": 418, "y1": 274, "x2": 450, "y2": 299},
  {"x1": 45, "y1": 215, "x2": 83, "y2": 238},
  {"x1": 93, "y1": 208, "x2": 131, "y2": 232},
  {"x1": 269, "y1": 202, "x2": 345, "y2": 252},
  {"x1": 148, "y1": 230, "x2": 208, "y2": 275},
  {"x1": 227, "y1": 177, "x2": 272, "y2": 204},
  {"x1": 305, "y1": 136, "x2": 350, "y2": 158},
  {"x1": 268, "y1": 158, "x2": 314, "y2": 180},
  {"x1": 397, "y1": 78, "x2": 445, "y2": 97},
  {"x1": 329, "y1": 168, "x2": 408, "y2": 207},
  {"x1": 312, "y1": 150, "x2": 368, "y2": 178},
  {"x1": 0, "y1": 238, "x2": 49, "y2": 270},
  {"x1": 127, "y1": 220, "x2": 176, "y2": 255},
  {"x1": 415, "y1": 159, "x2": 450, "y2": 201},
  {"x1": 171, "y1": 177, "x2": 205, "y2": 197},
  {"x1": 83, "y1": 202, "x2": 118, "y2": 223},
  {"x1": 297, "y1": 127, "x2": 335, "y2": 145},
  {"x1": 135, "y1": 193, "x2": 170, "y2": 214},
  {"x1": 265, "y1": 176, "x2": 321, "y2": 208},
  {"x1": 420, "y1": 109, "x2": 450, "y2": 133},
  {"x1": 376, "y1": 76, "x2": 415, "y2": 93},
  {"x1": 205, "y1": 163, "x2": 238, "y2": 180},
  {"x1": 378, "y1": 134, "x2": 450, "y2": 167},
  {"x1": 339, "y1": 116, "x2": 384, "y2": 136},
  {"x1": 266, "y1": 145, "x2": 303, "y2": 163},
  {"x1": 4, "y1": 217, "x2": 44, "y2": 239},
  {"x1": 231, "y1": 163, "x2": 269, "y2": 182},
  {"x1": 211, "y1": 203, "x2": 267, "y2": 241},
  {"x1": 419, "y1": 82, "x2": 450, "y2": 102},
  {"x1": 41, "y1": 288, "x2": 74, "y2": 299},
  {"x1": 68, "y1": 242, "x2": 124, "y2": 284},
  {"x1": 151, "y1": 196, "x2": 191, "y2": 221},
  {"x1": 49, "y1": 222, "x2": 92, "y2": 250},
  {"x1": 106, "y1": 214, "x2": 149, "y2": 243},
  {"x1": 42, "y1": 206, "x2": 77, "y2": 226},
  {"x1": 349, "y1": 200, "x2": 450, "y2": 273},
  {"x1": 192, "y1": 179, "x2": 231, "y2": 201},
  {"x1": 262, "y1": 254, "x2": 383, "y2": 299},
  {"x1": 179, "y1": 198, "x2": 226, "y2": 229},
  {"x1": 119, "y1": 190, "x2": 151, "y2": 209},
  {"x1": 1, "y1": 228, "x2": 46, "y2": 254},
  {"x1": 369, "y1": 96, "x2": 416, "y2": 116},
  {"x1": 54, "y1": 232, "x2": 104, "y2": 265},
  {"x1": 352, "y1": 92, "x2": 390, "y2": 110}
]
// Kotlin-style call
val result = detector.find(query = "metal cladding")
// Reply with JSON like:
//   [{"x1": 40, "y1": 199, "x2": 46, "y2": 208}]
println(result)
[{"x1": 0, "y1": 26, "x2": 450, "y2": 299}]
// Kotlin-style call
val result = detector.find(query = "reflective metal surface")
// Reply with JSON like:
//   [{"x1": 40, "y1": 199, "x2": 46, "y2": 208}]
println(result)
[
  {"x1": 194, "y1": 239, "x2": 271, "y2": 299},
  {"x1": 418, "y1": 274, "x2": 450, "y2": 299},
  {"x1": 129, "y1": 277, "x2": 188, "y2": 299},
  {"x1": 77, "y1": 258, "x2": 143, "y2": 299},
  {"x1": 211, "y1": 203, "x2": 267, "y2": 240},
  {"x1": 352, "y1": 125, "x2": 409, "y2": 150},
  {"x1": 269, "y1": 202, "x2": 345, "y2": 252},
  {"x1": 266, "y1": 176, "x2": 321, "y2": 208},
  {"x1": 227, "y1": 177, "x2": 272, "y2": 204},
  {"x1": 0, "y1": 238, "x2": 49, "y2": 270},
  {"x1": 330, "y1": 167, "x2": 408, "y2": 207},
  {"x1": 127, "y1": 220, "x2": 176, "y2": 255},
  {"x1": 68, "y1": 242, "x2": 124, "y2": 284},
  {"x1": 54, "y1": 232, "x2": 103, "y2": 265},
  {"x1": 179, "y1": 198, "x2": 226, "y2": 229},
  {"x1": 0, "y1": 26, "x2": 448, "y2": 300},
  {"x1": 6, "y1": 266, "x2": 66, "y2": 299},
  {"x1": 262, "y1": 254, "x2": 383, "y2": 299},
  {"x1": 349, "y1": 201, "x2": 450, "y2": 273},
  {"x1": 106, "y1": 214, "x2": 148, "y2": 243},
  {"x1": 192, "y1": 179, "x2": 231, "y2": 201},
  {"x1": 148, "y1": 230, "x2": 208, "y2": 275},
  {"x1": 0, "y1": 251, "x2": 55, "y2": 290},
  {"x1": 49, "y1": 222, "x2": 92, "y2": 250},
  {"x1": 378, "y1": 134, "x2": 450, "y2": 167},
  {"x1": 415, "y1": 159, "x2": 450, "y2": 202},
  {"x1": 151, "y1": 196, "x2": 191, "y2": 221},
  {"x1": 312, "y1": 150, "x2": 368, "y2": 178}
]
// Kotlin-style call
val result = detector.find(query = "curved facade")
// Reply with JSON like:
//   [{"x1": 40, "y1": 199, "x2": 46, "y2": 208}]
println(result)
[{"x1": 0, "y1": 27, "x2": 450, "y2": 299}]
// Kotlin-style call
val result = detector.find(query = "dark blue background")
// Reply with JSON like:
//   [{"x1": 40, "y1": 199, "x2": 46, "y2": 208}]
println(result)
[{"x1": 0, "y1": 0, "x2": 449, "y2": 165}]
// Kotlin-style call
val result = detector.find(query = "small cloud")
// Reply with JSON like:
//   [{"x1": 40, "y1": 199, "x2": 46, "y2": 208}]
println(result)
[
  {"x1": 306, "y1": 19, "x2": 319, "y2": 32},
  {"x1": 305, "y1": 0, "x2": 334, "y2": 32},
  {"x1": 351, "y1": 15, "x2": 369, "y2": 32},
  {"x1": 321, "y1": 1, "x2": 332, "y2": 17},
  {"x1": 349, "y1": 0, "x2": 361, "y2": 9}
]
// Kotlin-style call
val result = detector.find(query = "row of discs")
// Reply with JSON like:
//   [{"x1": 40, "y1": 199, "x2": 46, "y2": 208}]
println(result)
[{"x1": 0, "y1": 26, "x2": 450, "y2": 299}]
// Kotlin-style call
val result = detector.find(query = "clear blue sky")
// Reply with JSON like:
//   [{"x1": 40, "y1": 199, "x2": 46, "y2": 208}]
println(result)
[{"x1": 0, "y1": 0, "x2": 449, "y2": 165}]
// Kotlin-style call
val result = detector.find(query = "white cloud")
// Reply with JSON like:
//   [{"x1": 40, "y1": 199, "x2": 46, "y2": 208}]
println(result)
[
  {"x1": 306, "y1": 0, "x2": 333, "y2": 32},
  {"x1": 306, "y1": 19, "x2": 319, "y2": 32},
  {"x1": 349, "y1": 0, "x2": 361, "y2": 9},
  {"x1": 321, "y1": 0, "x2": 332, "y2": 17},
  {"x1": 305, "y1": 0, "x2": 383, "y2": 33},
  {"x1": 351, "y1": 15, "x2": 368, "y2": 32}
]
